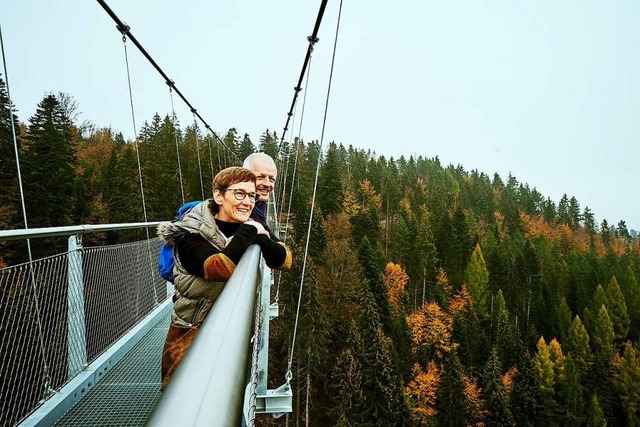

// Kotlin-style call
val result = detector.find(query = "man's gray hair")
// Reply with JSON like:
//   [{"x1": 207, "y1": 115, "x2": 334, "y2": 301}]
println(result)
[{"x1": 243, "y1": 152, "x2": 276, "y2": 169}]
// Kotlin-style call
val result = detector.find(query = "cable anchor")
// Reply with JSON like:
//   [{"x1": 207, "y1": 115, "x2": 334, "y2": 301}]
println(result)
[{"x1": 116, "y1": 23, "x2": 130, "y2": 42}]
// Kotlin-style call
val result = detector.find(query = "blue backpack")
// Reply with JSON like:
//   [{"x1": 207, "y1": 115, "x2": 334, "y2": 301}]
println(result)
[{"x1": 158, "y1": 200, "x2": 202, "y2": 282}]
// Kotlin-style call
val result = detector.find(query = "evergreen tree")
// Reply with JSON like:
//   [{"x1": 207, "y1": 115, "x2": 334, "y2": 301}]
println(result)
[
  {"x1": 23, "y1": 94, "x2": 77, "y2": 256},
  {"x1": 565, "y1": 315, "x2": 592, "y2": 375},
  {"x1": 613, "y1": 341, "x2": 640, "y2": 426},
  {"x1": 437, "y1": 349, "x2": 469, "y2": 426},
  {"x1": 534, "y1": 337, "x2": 558, "y2": 421},
  {"x1": 620, "y1": 266, "x2": 640, "y2": 340},
  {"x1": 585, "y1": 284, "x2": 608, "y2": 332},
  {"x1": 511, "y1": 347, "x2": 545, "y2": 427},
  {"x1": 590, "y1": 305, "x2": 616, "y2": 421},
  {"x1": 585, "y1": 394, "x2": 607, "y2": 427},
  {"x1": 555, "y1": 298, "x2": 573, "y2": 343},
  {"x1": 605, "y1": 276, "x2": 630, "y2": 344},
  {"x1": 317, "y1": 142, "x2": 343, "y2": 217},
  {"x1": 591, "y1": 305, "x2": 615, "y2": 355},
  {"x1": 331, "y1": 348, "x2": 366, "y2": 426},
  {"x1": 0, "y1": 74, "x2": 23, "y2": 264},
  {"x1": 482, "y1": 347, "x2": 515, "y2": 426},
  {"x1": 258, "y1": 129, "x2": 278, "y2": 159},
  {"x1": 237, "y1": 132, "x2": 254, "y2": 161},
  {"x1": 358, "y1": 289, "x2": 407, "y2": 426},
  {"x1": 560, "y1": 354, "x2": 586, "y2": 426},
  {"x1": 464, "y1": 243, "x2": 489, "y2": 318}
]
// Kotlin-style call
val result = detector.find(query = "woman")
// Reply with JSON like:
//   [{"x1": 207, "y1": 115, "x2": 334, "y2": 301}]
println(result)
[{"x1": 157, "y1": 166, "x2": 292, "y2": 389}]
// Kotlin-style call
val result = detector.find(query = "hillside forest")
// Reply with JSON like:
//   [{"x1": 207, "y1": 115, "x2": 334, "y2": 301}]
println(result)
[{"x1": 2, "y1": 81, "x2": 640, "y2": 426}]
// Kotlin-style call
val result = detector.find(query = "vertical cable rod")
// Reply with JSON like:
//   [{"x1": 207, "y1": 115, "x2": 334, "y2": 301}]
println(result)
[
  {"x1": 0, "y1": 24, "x2": 53, "y2": 395},
  {"x1": 286, "y1": 0, "x2": 343, "y2": 384},
  {"x1": 168, "y1": 86, "x2": 186, "y2": 204},
  {"x1": 192, "y1": 111, "x2": 206, "y2": 200}
]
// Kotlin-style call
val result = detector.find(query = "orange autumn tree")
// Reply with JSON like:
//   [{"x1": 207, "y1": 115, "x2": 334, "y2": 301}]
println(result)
[
  {"x1": 407, "y1": 302, "x2": 454, "y2": 359},
  {"x1": 384, "y1": 262, "x2": 408, "y2": 312},
  {"x1": 463, "y1": 373, "x2": 487, "y2": 424},
  {"x1": 405, "y1": 360, "x2": 441, "y2": 424}
]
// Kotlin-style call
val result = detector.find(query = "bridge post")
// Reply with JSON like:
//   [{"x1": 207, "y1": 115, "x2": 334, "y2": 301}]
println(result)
[{"x1": 67, "y1": 234, "x2": 87, "y2": 377}]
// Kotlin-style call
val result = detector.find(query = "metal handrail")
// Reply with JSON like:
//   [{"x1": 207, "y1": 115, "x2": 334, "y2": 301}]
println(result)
[
  {"x1": 145, "y1": 245, "x2": 262, "y2": 426},
  {"x1": 0, "y1": 222, "x2": 161, "y2": 241}
]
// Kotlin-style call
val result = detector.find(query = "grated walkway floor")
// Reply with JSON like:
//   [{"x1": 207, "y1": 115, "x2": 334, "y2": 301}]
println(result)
[{"x1": 55, "y1": 313, "x2": 170, "y2": 427}]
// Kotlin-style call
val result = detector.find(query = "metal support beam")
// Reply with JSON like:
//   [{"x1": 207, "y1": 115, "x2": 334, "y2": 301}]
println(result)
[{"x1": 67, "y1": 235, "x2": 87, "y2": 377}]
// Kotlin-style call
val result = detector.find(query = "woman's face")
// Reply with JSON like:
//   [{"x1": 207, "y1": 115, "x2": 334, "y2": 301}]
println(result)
[{"x1": 213, "y1": 180, "x2": 257, "y2": 222}]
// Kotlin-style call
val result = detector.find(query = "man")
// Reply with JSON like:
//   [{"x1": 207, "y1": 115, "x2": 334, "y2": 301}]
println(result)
[{"x1": 243, "y1": 152, "x2": 277, "y2": 228}]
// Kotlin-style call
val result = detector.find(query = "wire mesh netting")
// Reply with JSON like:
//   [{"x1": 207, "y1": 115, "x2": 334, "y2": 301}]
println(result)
[{"x1": 0, "y1": 237, "x2": 166, "y2": 427}]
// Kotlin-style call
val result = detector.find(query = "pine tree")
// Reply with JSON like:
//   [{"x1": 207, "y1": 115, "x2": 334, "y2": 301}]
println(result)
[
  {"x1": 605, "y1": 276, "x2": 630, "y2": 344},
  {"x1": 482, "y1": 348, "x2": 515, "y2": 426},
  {"x1": 23, "y1": 94, "x2": 77, "y2": 256},
  {"x1": 585, "y1": 394, "x2": 606, "y2": 427},
  {"x1": 560, "y1": 354, "x2": 586, "y2": 426},
  {"x1": 584, "y1": 284, "x2": 608, "y2": 332},
  {"x1": 555, "y1": 298, "x2": 573, "y2": 343},
  {"x1": 358, "y1": 289, "x2": 407, "y2": 426},
  {"x1": 613, "y1": 341, "x2": 640, "y2": 426},
  {"x1": 0, "y1": 74, "x2": 23, "y2": 264},
  {"x1": 464, "y1": 243, "x2": 489, "y2": 318},
  {"x1": 317, "y1": 142, "x2": 343, "y2": 217},
  {"x1": 590, "y1": 305, "x2": 616, "y2": 421},
  {"x1": 237, "y1": 132, "x2": 254, "y2": 161},
  {"x1": 591, "y1": 305, "x2": 615, "y2": 355},
  {"x1": 620, "y1": 266, "x2": 640, "y2": 341},
  {"x1": 565, "y1": 315, "x2": 592, "y2": 375},
  {"x1": 511, "y1": 347, "x2": 545, "y2": 427},
  {"x1": 257, "y1": 129, "x2": 278, "y2": 159},
  {"x1": 331, "y1": 348, "x2": 366, "y2": 426},
  {"x1": 535, "y1": 336, "x2": 558, "y2": 421},
  {"x1": 437, "y1": 349, "x2": 469, "y2": 426}
]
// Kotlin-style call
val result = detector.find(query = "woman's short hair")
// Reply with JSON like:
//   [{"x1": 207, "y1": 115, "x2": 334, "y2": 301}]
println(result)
[{"x1": 210, "y1": 167, "x2": 256, "y2": 213}]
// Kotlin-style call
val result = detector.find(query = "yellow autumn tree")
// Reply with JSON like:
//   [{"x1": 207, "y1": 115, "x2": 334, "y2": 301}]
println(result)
[
  {"x1": 405, "y1": 361, "x2": 440, "y2": 424},
  {"x1": 406, "y1": 302, "x2": 454, "y2": 358},
  {"x1": 384, "y1": 262, "x2": 408, "y2": 312}
]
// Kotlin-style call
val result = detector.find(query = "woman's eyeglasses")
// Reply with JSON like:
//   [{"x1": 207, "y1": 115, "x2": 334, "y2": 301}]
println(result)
[{"x1": 222, "y1": 188, "x2": 257, "y2": 203}]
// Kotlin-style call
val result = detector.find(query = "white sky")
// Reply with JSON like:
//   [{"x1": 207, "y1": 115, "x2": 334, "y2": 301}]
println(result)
[{"x1": 2, "y1": 0, "x2": 639, "y2": 230}]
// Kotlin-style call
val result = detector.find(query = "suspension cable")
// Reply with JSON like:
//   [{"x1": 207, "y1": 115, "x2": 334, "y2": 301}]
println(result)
[
  {"x1": 274, "y1": 57, "x2": 313, "y2": 304},
  {"x1": 96, "y1": 0, "x2": 240, "y2": 165},
  {"x1": 282, "y1": 57, "x2": 312, "y2": 246},
  {"x1": 119, "y1": 28, "x2": 158, "y2": 304},
  {"x1": 192, "y1": 111, "x2": 206, "y2": 200},
  {"x1": 0, "y1": 23, "x2": 54, "y2": 394},
  {"x1": 120, "y1": 31, "x2": 148, "y2": 224},
  {"x1": 204, "y1": 129, "x2": 215, "y2": 183},
  {"x1": 168, "y1": 85, "x2": 186, "y2": 204},
  {"x1": 286, "y1": 0, "x2": 343, "y2": 385},
  {"x1": 279, "y1": 0, "x2": 327, "y2": 146}
]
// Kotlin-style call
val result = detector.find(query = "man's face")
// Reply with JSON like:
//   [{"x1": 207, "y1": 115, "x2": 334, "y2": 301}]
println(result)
[{"x1": 249, "y1": 158, "x2": 277, "y2": 203}]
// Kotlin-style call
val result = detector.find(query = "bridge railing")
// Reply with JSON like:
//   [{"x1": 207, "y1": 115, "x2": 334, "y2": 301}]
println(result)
[{"x1": 0, "y1": 223, "x2": 163, "y2": 427}]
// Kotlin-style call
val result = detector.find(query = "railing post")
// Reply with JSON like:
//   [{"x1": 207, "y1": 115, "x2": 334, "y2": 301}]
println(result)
[
  {"x1": 67, "y1": 234, "x2": 87, "y2": 377},
  {"x1": 246, "y1": 258, "x2": 292, "y2": 419}
]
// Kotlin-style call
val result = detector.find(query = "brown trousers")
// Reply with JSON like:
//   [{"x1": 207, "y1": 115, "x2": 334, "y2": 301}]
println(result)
[{"x1": 160, "y1": 323, "x2": 200, "y2": 390}]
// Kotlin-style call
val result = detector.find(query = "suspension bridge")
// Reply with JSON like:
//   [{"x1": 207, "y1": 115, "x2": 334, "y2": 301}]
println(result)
[{"x1": 0, "y1": 0, "x2": 342, "y2": 425}]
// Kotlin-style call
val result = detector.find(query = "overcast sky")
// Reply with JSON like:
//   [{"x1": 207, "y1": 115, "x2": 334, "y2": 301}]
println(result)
[{"x1": 2, "y1": 0, "x2": 639, "y2": 230}]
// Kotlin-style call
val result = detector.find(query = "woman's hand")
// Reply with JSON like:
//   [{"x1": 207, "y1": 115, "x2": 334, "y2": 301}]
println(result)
[{"x1": 244, "y1": 220, "x2": 269, "y2": 236}]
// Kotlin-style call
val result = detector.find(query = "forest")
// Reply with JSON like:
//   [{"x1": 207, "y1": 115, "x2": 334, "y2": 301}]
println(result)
[{"x1": 1, "y1": 79, "x2": 640, "y2": 426}]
